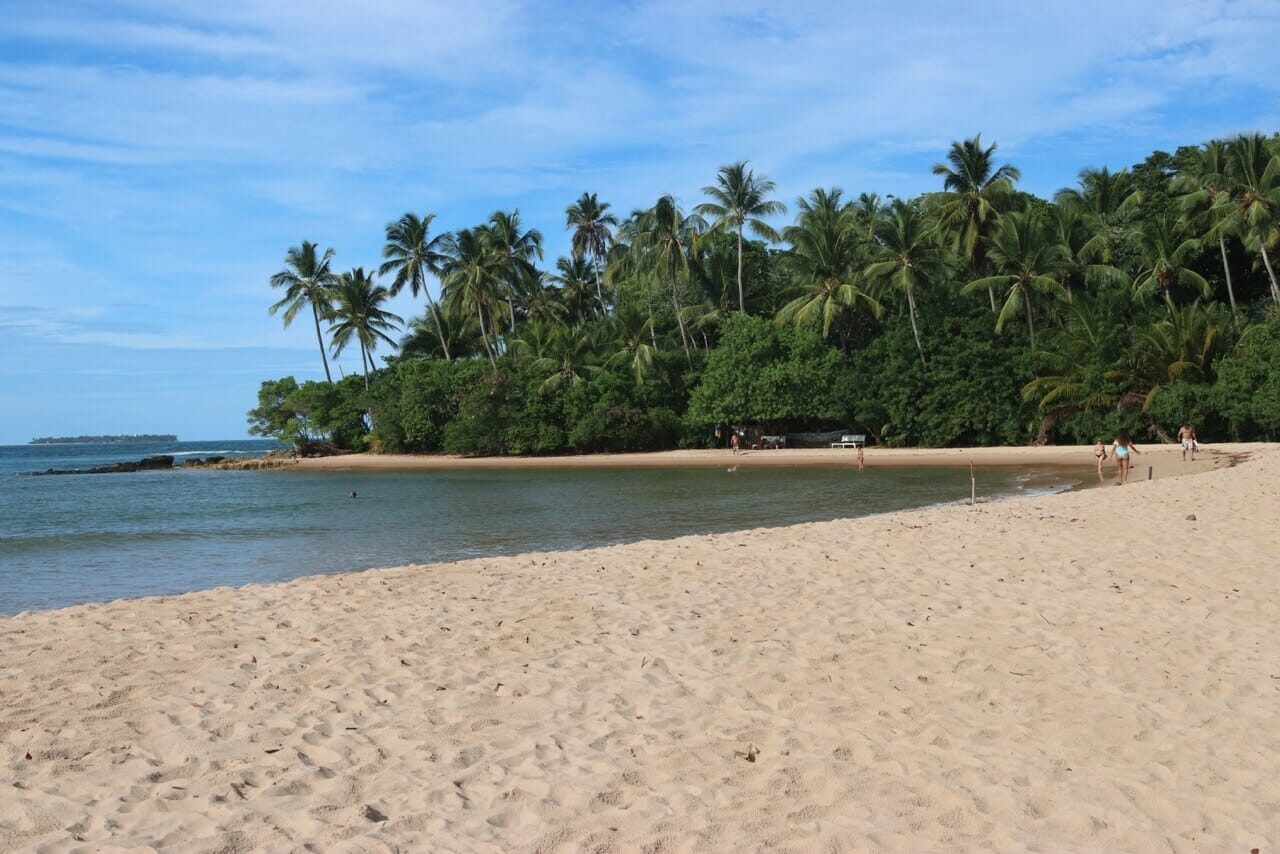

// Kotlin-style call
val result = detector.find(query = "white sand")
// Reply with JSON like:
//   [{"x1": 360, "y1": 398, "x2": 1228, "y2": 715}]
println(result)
[{"x1": 2, "y1": 444, "x2": 1277, "y2": 851}]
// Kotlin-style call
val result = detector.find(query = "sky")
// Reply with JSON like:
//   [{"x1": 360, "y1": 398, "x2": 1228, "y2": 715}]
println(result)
[{"x1": 1, "y1": 0, "x2": 1278, "y2": 443}]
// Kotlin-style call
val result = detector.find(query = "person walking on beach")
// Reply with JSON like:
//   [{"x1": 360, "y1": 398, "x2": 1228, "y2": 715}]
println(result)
[
  {"x1": 856, "y1": 444, "x2": 865, "y2": 472},
  {"x1": 1111, "y1": 429, "x2": 1139, "y2": 485},
  {"x1": 730, "y1": 430, "x2": 740, "y2": 455},
  {"x1": 1093, "y1": 441, "x2": 1108, "y2": 480},
  {"x1": 1178, "y1": 423, "x2": 1198, "y2": 461}
]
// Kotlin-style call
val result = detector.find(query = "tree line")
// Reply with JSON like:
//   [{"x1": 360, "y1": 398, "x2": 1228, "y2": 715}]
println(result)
[{"x1": 251, "y1": 132, "x2": 1280, "y2": 454}]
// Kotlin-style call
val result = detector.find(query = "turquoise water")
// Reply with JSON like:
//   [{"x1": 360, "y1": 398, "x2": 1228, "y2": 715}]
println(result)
[{"x1": 0, "y1": 441, "x2": 1081, "y2": 615}]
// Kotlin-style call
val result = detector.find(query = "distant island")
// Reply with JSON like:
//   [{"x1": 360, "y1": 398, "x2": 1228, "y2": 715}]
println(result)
[{"x1": 29, "y1": 434, "x2": 178, "y2": 445}]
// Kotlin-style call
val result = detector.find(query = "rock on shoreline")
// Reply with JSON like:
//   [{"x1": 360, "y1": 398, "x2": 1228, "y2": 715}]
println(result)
[{"x1": 25, "y1": 452, "x2": 297, "y2": 476}]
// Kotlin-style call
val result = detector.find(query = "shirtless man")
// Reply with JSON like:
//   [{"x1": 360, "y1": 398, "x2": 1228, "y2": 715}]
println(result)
[{"x1": 1177, "y1": 424, "x2": 1198, "y2": 462}]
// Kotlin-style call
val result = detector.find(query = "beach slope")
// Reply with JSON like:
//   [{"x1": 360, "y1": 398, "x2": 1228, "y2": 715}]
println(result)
[{"x1": 2, "y1": 446, "x2": 1277, "y2": 850}]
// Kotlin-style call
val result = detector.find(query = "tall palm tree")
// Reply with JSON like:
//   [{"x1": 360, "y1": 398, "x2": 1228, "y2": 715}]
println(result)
[
  {"x1": 962, "y1": 211, "x2": 1069, "y2": 349},
  {"x1": 694, "y1": 161, "x2": 786, "y2": 313},
  {"x1": 328, "y1": 268, "x2": 403, "y2": 388},
  {"x1": 565, "y1": 192, "x2": 618, "y2": 313},
  {"x1": 269, "y1": 240, "x2": 339, "y2": 383},
  {"x1": 626, "y1": 195, "x2": 706, "y2": 366},
  {"x1": 549, "y1": 256, "x2": 599, "y2": 324},
  {"x1": 379, "y1": 212, "x2": 452, "y2": 360},
  {"x1": 485, "y1": 210, "x2": 544, "y2": 335},
  {"x1": 777, "y1": 188, "x2": 881, "y2": 344},
  {"x1": 930, "y1": 134, "x2": 1022, "y2": 310},
  {"x1": 1131, "y1": 216, "x2": 1211, "y2": 308},
  {"x1": 864, "y1": 199, "x2": 947, "y2": 369},
  {"x1": 439, "y1": 227, "x2": 504, "y2": 370},
  {"x1": 1225, "y1": 133, "x2": 1280, "y2": 303},
  {"x1": 1173, "y1": 140, "x2": 1240, "y2": 318}
]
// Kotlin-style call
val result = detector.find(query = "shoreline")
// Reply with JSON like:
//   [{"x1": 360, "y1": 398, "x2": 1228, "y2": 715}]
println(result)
[
  {"x1": 3, "y1": 444, "x2": 1277, "y2": 849},
  {"x1": 296, "y1": 441, "x2": 1250, "y2": 476}
]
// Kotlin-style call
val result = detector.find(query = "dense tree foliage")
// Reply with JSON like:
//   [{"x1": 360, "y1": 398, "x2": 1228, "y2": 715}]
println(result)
[{"x1": 255, "y1": 135, "x2": 1280, "y2": 455}]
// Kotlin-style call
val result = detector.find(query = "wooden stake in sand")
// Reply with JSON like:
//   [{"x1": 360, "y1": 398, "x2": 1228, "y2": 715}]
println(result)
[{"x1": 970, "y1": 461, "x2": 976, "y2": 506}]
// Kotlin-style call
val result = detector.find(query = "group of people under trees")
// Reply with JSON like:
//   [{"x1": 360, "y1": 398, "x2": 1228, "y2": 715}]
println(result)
[{"x1": 1093, "y1": 424, "x2": 1199, "y2": 485}]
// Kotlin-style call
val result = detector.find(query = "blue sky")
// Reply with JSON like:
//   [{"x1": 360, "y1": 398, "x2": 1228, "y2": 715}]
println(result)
[{"x1": 1, "y1": 0, "x2": 1277, "y2": 443}]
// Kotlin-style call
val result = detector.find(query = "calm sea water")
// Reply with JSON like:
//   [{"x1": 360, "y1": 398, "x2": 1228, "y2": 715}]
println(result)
[{"x1": 0, "y1": 440, "x2": 1083, "y2": 615}]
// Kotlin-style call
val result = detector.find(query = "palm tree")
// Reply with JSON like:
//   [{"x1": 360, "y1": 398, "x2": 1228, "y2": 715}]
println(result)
[
  {"x1": 930, "y1": 134, "x2": 1022, "y2": 311},
  {"x1": 549, "y1": 256, "x2": 600, "y2": 324},
  {"x1": 864, "y1": 199, "x2": 947, "y2": 369},
  {"x1": 603, "y1": 304, "x2": 659, "y2": 385},
  {"x1": 522, "y1": 272, "x2": 569, "y2": 327},
  {"x1": 777, "y1": 188, "x2": 881, "y2": 344},
  {"x1": 1114, "y1": 298, "x2": 1230, "y2": 411},
  {"x1": 399, "y1": 304, "x2": 477, "y2": 361},
  {"x1": 1049, "y1": 204, "x2": 1128, "y2": 301},
  {"x1": 269, "y1": 240, "x2": 339, "y2": 383},
  {"x1": 962, "y1": 211, "x2": 1069, "y2": 349},
  {"x1": 379, "y1": 212, "x2": 452, "y2": 360},
  {"x1": 485, "y1": 210, "x2": 544, "y2": 335},
  {"x1": 526, "y1": 324, "x2": 600, "y2": 392},
  {"x1": 694, "y1": 161, "x2": 786, "y2": 313},
  {"x1": 1131, "y1": 216, "x2": 1211, "y2": 308},
  {"x1": 1173, "y1": 140, "x2": 1240, "y2": 318},
  {"x1": 1225, "y1": 133, "x2": 1280, "y2": 303},
  {"x1": 625, "y1": 195, "x2": 706, "y2": 366},
  {"x1": 850, "y1": 192, "x2": 892, "y2": 240},
  {"x1": 439, "y1": 227, "x2": 504, "y2": 370},
  {"x1": 328, "y1": 268, "x2": 403, "y2": 388},
  {"x1": 1054, "y1": 167, "x2": 1143, "y2": 267},
  {"x1": 1022, "y1": 296, "x2": 1120, "y2": 442},
  {"x1": 565, "y1": 192, "x2": 618, "y2": 312}
]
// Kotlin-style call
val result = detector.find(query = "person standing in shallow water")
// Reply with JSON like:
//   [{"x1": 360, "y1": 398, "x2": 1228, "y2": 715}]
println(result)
[
  {"x1": 1093, "y1": 441, "x2": 1108, "y2": 480},
  {"x1": 856, "y1": 445, "x2": 865, "y2": 472},
  {"x1": 1111, "y1": 430, "x2": 1139, "y2": 485}
]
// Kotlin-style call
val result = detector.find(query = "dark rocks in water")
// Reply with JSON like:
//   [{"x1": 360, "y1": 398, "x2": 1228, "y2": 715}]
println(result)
[
  {"x1": 28, "y1": 455, "x2": 176, "y2": 476},
  {"x1": 182, "y1": 456, "x2": 226, "y2": 467}
]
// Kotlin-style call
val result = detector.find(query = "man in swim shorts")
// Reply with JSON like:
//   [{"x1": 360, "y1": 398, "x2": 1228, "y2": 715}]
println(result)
[{"x1": 1177, "y1": 424, "x2": 1197, "y2": 462}]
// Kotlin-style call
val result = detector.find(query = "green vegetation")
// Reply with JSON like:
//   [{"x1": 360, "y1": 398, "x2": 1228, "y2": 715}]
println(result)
[{"x1": 255, "y1": 132, "x2": 1280, "y2": 455}]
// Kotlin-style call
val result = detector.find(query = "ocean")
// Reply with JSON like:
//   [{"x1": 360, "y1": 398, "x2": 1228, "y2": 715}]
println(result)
[{"x1": 0, "y1": 440, "x2": 1080, "y2": 615}]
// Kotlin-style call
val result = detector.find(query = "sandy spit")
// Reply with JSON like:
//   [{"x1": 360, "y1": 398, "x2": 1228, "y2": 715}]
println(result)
[
  {"x1": 2, "y1": 444, "x2": 1277, "y2": 851},
  {"x1": 296, "y1": 442, "x2": 1237, "y2": 474}
]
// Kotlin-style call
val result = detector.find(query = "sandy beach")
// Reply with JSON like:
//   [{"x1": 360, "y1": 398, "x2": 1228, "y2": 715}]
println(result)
[
  {"x1": 295, "y1": 442, "x2": 1236, "y2": 474},
  {"x1": 2, "y1": 443, "x2": 1277, "y2": 851}
]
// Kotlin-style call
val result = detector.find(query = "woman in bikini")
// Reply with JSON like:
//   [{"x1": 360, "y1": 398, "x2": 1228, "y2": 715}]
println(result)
[
  {"x1": 1093, "y1": 441, "x2": 1108, "y2": 480},
  {"x1": 1110, "y1": 429, "x2": 1139, "y2": 485}
]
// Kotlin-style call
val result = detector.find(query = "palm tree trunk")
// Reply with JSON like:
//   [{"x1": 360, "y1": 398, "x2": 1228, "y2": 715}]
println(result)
[
  {"x1": 425, "y1": 296, "x2": 451, "y2": 361},
  {"x1": 477, "y1": 303, "x2": 499, "y2": 371},
  {"x1": 1260, "y1": 241, "x2": 1280, "y2": 304},
  {"x1": 1218, "y1": 236, "x2": 1239, "y2": 322},
  {"x1": 360, "y1": 343, "x2": 370, "y2": 390},
  {"x1": 593, "y1": 253, "x2": 606, "y2": 316},
  {"x1": 736, "y1": 227, "x2": 746, "y2": 313},
  {"x1": 669, "y1": 277, "x2": 693, "y2": 368},
  {"x1": 906, "y1": 290, "x2": 927, "y2": 370},
  {"x1": 1026, "y1": 302, "x2": 1036, "y2": 350},
  {"x1": 312, "y1": 302, "x2": 333, "y2": 383}
]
